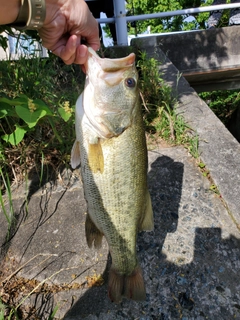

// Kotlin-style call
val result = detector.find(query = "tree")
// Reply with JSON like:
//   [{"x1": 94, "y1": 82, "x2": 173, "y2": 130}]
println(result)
[{"x1": 126, "y1": 0, "x2": 226, "y2": 35}]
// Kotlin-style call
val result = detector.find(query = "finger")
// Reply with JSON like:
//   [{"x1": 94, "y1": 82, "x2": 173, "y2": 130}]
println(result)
[
  {"x1": 53, "y1": 35, "x2": 80, "y2": 63},
  {"x1": 74, "y1": 44, "x2": 89, "y2": 65},
  {"x1": 63, "y1": 54, "x2": 76, "y2": 65},
  {"x1": 85, "y1": 34, "x2": 100, "y2": 52}
]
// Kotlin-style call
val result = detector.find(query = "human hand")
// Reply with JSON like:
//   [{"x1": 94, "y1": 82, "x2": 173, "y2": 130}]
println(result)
[{"x1": 38, "y1": 0, "x2": 100, "y2": 65}]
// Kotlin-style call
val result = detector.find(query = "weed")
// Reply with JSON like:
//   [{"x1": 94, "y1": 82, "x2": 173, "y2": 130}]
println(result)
[
  {"x1": 0, "y1": 297, "x2": 58, "y2": 320},
  {"x1": 200, "y1": 89, "x2": 240, "y2": 125},
  {"x1": 0, "y1": 298, "x2": 6, "y2": 320},
  {"x1": 0, "y1": 167, "x2": 14, "y2": 235},
  {"x1": 0, "y1": 51, "x2": 84, "y2": 197},
  {"x1": 137, "y1": 51, "x2": 199, "y2": 157}
]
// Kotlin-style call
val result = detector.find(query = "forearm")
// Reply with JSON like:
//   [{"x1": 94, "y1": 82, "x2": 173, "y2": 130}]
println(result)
[{"x1": 0, "y1": 0, "x2": 21, "y2": 25}]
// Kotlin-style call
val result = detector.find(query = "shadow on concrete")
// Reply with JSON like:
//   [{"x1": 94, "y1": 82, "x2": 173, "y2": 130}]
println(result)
[
  {"x1": 63, "y1": 152, "x2": 240, "y2": 319},
  {"x1": 63, "y1": 153, "x2": 184, "y2": 318},
  {"x1": 158, "y1": 28, "x2": 228, "y2": 72}
]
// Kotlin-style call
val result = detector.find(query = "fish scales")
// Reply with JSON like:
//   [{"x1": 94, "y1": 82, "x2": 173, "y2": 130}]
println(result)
[
  {"x1": 71, "y1": 47, "x2": 153, "y2": 303},
  {"x1": 81, "y1": 104, "x2": 147, "y2": 274}
]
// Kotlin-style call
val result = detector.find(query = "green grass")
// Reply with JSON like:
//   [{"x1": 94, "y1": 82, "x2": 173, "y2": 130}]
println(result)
[
  {"x1": 0, "y1": 297, "x2": 59, "y2": 320},
  {"x1": 137, "y1": 51, "x2": 199, "y2": 157}
]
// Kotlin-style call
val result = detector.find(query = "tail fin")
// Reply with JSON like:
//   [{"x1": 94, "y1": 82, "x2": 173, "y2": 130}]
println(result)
[
  {"x1": 108, "y1": 268, "x2": 124, "y2": 303},
  {"x1": 108, "y1": 265, "x2": 146, "y2": 303},
  {"x1": 124, "y1": 265, "x2": 146, "y2": 301}
]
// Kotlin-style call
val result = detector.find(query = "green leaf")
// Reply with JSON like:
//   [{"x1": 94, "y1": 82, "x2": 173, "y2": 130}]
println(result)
[
  {"x1": 0, "y1": 298, "x2": 6, "y2": 318},
  {"x1": 2, "y1": 125, "x2": 28, "y2": 145},
  {"x1": 58, "y1": 107, "x2": 72, "y2": 122},
  {"x1": 0, "y1": 108, "x2": 7, "y2": 118},
  {"x1": 33, "y1": 99, "x2": 53, "y2": 115},
  {"x1": 0, "y1": 95, "x2": 28, "y2": 106},
  {"x1": 0, "y1": 97, "x2": 17, "y2": 106},
  {"x1": 0, "y1": 102, "x2": 17, "y2": 118},
  {"x1": 15, "y1": 104, "x2": 47, "y2": 128}
]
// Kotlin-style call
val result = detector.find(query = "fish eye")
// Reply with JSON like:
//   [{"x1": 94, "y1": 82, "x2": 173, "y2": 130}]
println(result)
[{"x1": 125, "y1": 77, "x2": 136, "y2": 88}]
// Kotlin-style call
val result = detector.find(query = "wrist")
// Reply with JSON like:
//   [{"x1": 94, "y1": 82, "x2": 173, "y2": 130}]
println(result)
[
  {"x1": 8, "y1": 0, "x2": 46, "y2": 30},
  {"x1": 0, "y1": 0, "x2": 21, "y2": 24}
]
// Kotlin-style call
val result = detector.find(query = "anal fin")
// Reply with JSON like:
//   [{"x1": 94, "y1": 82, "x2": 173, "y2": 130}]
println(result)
[
  {"x1": 85, "y1": 213, "x2": 103, "y2": 249},
  {"x1": 139, "y1": 190, "x2": 154, "y2": 231}
]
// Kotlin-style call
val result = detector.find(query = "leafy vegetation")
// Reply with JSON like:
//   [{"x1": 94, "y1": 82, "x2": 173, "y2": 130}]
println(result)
[
  {"x1": 199, "y1": 90, "x2": 240, "y2": 125},
  {"x1": 137, "y1": 51, "x2": 199, "y2": 156},
  {"x1": 0, "y1": 33, "x2": 85, "y2": 254},
  {"x1": 125, "y1": 0, "x2": 235, "y2": 35},
  {"x1": 0, "y1": 48, "x2": 85, "y2": 190},
  {"x1": 126, "y1": 0, "x2": 214, "y2": 35}
]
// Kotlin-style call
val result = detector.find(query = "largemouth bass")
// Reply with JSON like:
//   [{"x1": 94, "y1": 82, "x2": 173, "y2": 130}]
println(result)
[{"x1": 71, "y1": 47, "x2": 153, "y2": 303}]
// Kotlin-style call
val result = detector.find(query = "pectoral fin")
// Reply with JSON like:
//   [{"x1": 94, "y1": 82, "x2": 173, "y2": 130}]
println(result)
[
  {"x1": 71, "y1": 140, "x2": 81, "y2": 169},
  {"x1": 88, "y1": 139, "x2": 104, "y2": 173},
  {"x1": 139, "y1": 190, "x2": 154, "y2": 231}
]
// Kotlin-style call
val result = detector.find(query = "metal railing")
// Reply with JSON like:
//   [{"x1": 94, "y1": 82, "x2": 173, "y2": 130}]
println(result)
[{"x1": 97, "y1": 2, "x2": 240, "y2": 46}]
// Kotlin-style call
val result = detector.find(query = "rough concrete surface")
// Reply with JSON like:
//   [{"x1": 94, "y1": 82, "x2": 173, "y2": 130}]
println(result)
[
  {"x1": 1, "y1": 145, "x2": 240, "y2": 319},
  {"x1": 1, "y1": 43, "x2": 240, "y2": 319}
]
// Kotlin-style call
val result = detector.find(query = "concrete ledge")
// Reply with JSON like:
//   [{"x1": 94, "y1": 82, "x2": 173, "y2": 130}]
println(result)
[
  {"x1": 132, "y1": 27, "x2": 240, "y2": 91},
  {"x1": 132, "y1": 36, "x2": 240, "y2": 228}
]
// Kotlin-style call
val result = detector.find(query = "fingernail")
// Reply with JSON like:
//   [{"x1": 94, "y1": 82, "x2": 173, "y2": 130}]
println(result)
[{"x1": 79, "y1": 45, "x2": 87, "y2": 57}]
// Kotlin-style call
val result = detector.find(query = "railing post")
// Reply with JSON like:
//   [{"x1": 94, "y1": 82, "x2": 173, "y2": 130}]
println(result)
[{"x1": 113, "y1": 0, "x2": 128, "y2": 46}]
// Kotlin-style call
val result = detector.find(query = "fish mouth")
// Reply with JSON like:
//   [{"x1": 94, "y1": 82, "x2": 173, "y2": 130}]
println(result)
[
  {"x1": 85, "y1": 47, "x2": 136, "y2": 72},
  {"x1": 83, "y1": 47, "x2": 137, "y2": 139}
]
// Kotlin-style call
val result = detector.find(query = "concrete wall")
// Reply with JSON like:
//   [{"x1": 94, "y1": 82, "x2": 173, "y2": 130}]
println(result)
[{"x1": 132, "y1": 26, "x2": 240, "y2": 92}]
